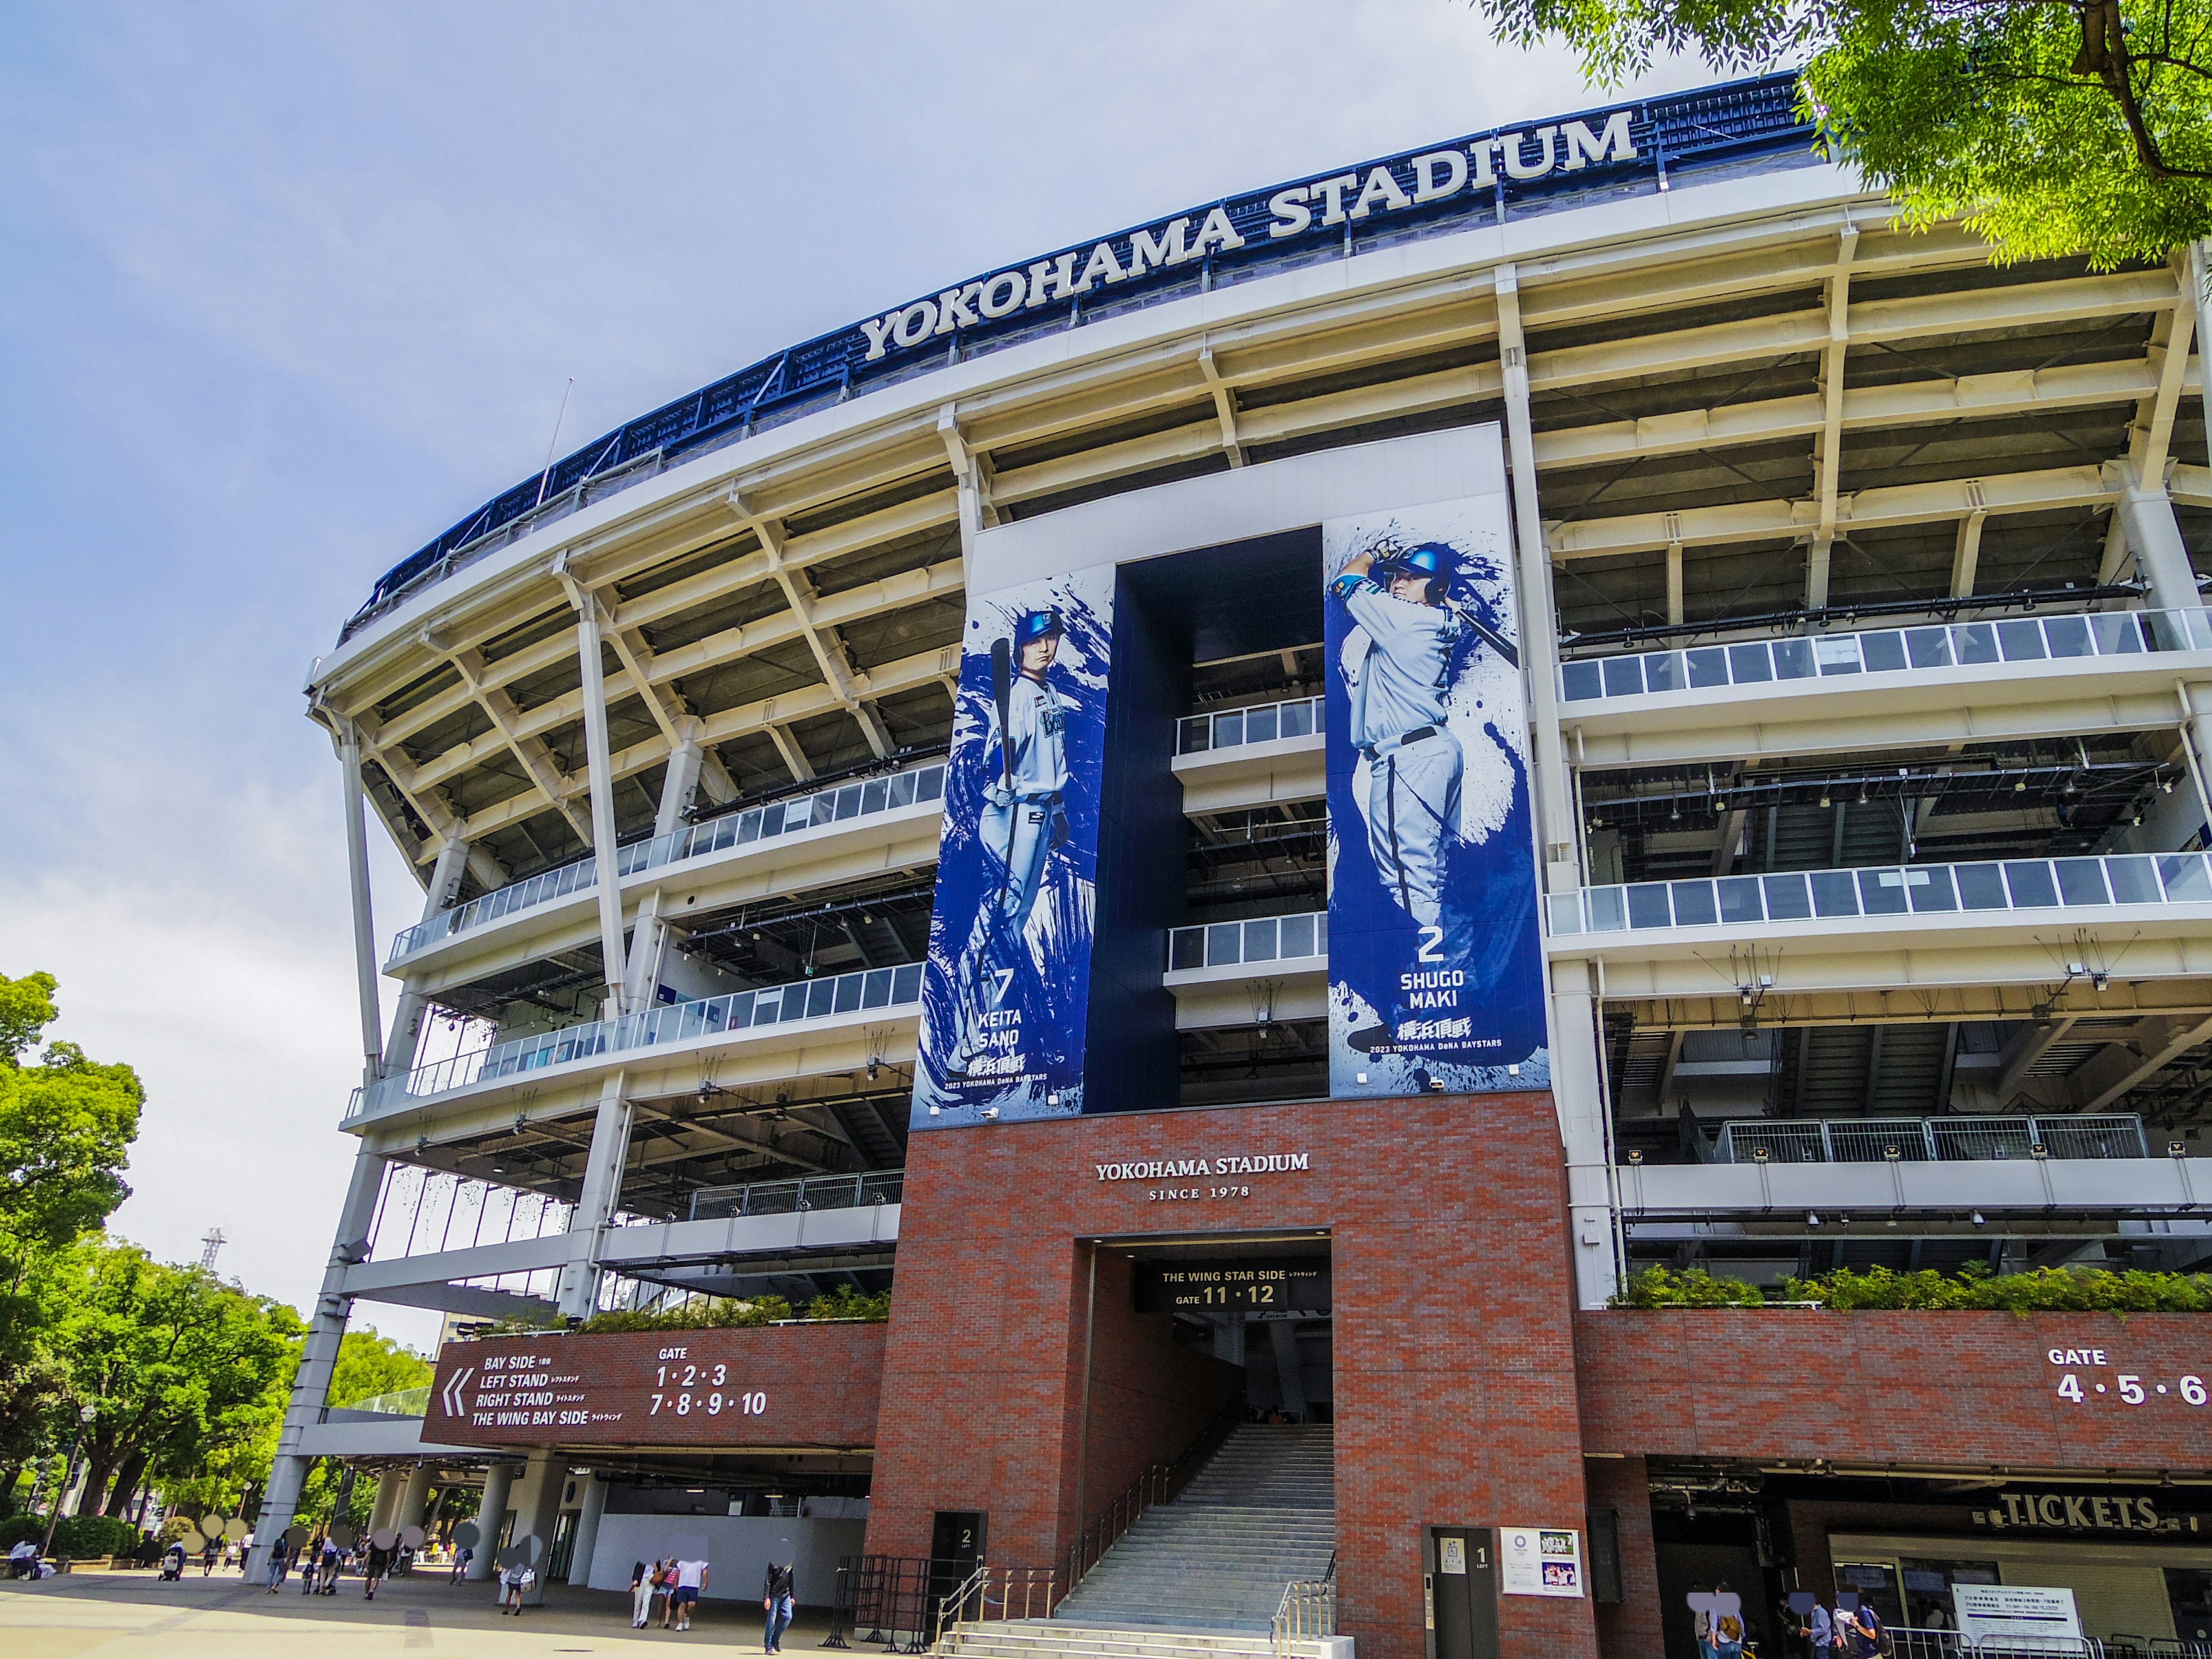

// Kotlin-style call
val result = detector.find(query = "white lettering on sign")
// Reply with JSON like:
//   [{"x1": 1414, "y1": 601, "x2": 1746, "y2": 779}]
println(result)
[
  {"x1": 858, "y1": 116, "x2": 1635, "y2": 363},
  {"x1": 1096, "y1": 1152, "x2": 1310, "y2": 1181},
  {"x1": 2047, "y1": 1348, "x2": 2109, "y2": 1365}
]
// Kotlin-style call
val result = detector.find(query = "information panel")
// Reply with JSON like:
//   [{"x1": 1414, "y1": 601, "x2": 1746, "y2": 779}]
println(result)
[
  {"x1": 913, "y1": 565, "x2": 1115, "y2": 1124},
  {"x1": 1323, "y1": 478, "x2": 1549, "y2": 1096},
  {"x1": 1134, "y1": 1258, "x2": 1331, "y2": 1313},
  {"x1": 424, "y1": 1327, "x2": 882, "y2": 1449}
]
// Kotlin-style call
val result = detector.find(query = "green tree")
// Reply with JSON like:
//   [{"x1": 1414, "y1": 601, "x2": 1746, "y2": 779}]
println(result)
[
  {"x1": 325, "y1": 1327, "x2": 433, "y2": 1408},
  {"x1": 0, "y1": 972, "x2": 142, "y2": 1510},
  {"x1": 47, "y1": 1242, "x2": 301, "y2": 1518},
  {"x1": 1474, "y1": 0, "x2": 2212, "y2": 264}
]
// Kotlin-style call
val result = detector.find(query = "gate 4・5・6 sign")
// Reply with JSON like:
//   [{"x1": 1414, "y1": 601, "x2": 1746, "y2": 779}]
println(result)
[
  {"x1": 2046, "y1": 1345, "x2": 2211, "y2": 1408},
  {"x1": 857, "y1": 115, "x2": 1636, "y2": 361}
]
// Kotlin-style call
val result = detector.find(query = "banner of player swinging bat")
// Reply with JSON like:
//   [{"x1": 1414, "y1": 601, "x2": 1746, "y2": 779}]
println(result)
[
  {"x1": 912, "y1": 565, "x2": 1115, "y2": 1126},
  {"x1": 1323, "y1": 494, "x2": 1550, "y2": 1097}
]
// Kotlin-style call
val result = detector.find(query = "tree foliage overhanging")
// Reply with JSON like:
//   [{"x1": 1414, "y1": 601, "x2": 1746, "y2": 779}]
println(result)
[{"x1": 1474, "y1": 0, "x2": 2212, "y2": 265}]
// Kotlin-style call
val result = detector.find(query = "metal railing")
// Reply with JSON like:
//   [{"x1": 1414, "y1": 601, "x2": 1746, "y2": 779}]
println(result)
[
  {"x1": 1272, "y1": 1578, "x2": 1338, "y2": 1659},
  {"x1": 1547, "y1": 852, "x2": 2212, "y2": 937},
  {"x1": 1169, "y1": 910, "x2": 1328, "y2": 972},
  {"x1": 1064, "y1": 1398, "x2": 1245, "y2": 1596},
  {"x1": 1712, "y1": 1114, "x2": 2150, "y2": 1164},
  {"x1": 387, "y1": 763, "x2": 945, "y2": 963},
  {"x1": 1558, "y1": 606, "x2": 2212, "y2": 704},
  {"x1": 1178, "y1": 696, "x2": 1324, "y2": 756},
  {"x1": 825, "y1": 1555, "x2": 980, "y2": 1655},
  {"x1": 935, "y1": 1564, "x2": 1060, "y2": 1641},
  {"x1": 688, "y1": 1171, "x2": 904, "y2": 1222},
  {"x1": 348, "y1": 961, "x2": 923, "y2": 1119}
]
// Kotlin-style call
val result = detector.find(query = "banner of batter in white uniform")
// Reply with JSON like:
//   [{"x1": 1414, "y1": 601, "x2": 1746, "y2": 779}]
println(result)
[
  {"x1": 1323, "y1": 493, "x2": 1549, "y2": 1096},
  {"x1": 912, "y1": 565, "x2": 1113, "y2": 1125}
]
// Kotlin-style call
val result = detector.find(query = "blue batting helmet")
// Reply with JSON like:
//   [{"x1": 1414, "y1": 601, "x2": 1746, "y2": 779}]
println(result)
[
  {"x1": 1013, "y1": 608, "x2": 1065, "y2": 645},
  {"x1": 1373, "y1": 541, "x2": 1453, "y2": 589}
]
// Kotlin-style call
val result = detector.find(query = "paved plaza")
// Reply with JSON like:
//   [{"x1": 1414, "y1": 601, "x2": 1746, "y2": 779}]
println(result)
[{"x1": 0, "y1": 1569, "x2": 843, "y2": 1657}]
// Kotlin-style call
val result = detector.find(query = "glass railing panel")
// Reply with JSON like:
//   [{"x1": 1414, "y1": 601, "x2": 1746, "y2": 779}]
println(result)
[
  {"x1": 1550, "y1": 853, "x2": 2212, "y2": 937},
  {"x1": 1701, "y1": 1113, "x2": 2152, "y2": 1165},
  {"x1": 388, "y1": 763, "x2": 945, "y2": 963},
  {"x1": 1175, "y1": 696, "x2": 1326, "y2": 754},
  {"x1": 1554, "y1": 607, "x2": 2212, "y2": 707},
  {"x1": 1165, "y1": 911, "x2": 1328, "y2": 971}
]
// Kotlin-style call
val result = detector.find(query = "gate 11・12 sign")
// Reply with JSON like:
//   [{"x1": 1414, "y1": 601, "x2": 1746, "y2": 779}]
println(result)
[{"x1": 1135, "y1": 1259, "x2": 1331, "y2": 1313}]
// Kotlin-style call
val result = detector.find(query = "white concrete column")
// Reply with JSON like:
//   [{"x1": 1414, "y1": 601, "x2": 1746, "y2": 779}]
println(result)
[
  {"x1": 2193, "y1": 241, "x2": 2212, "y2": 478},
  {"x1": 506, "y1": 1451, "x2": 565, "y2": 1605},
  {"x1": 567, "y1": 1472, "x2": 609, "y2": 1587},
  {"x1": 382, "y1": 836, "x2": 472, "y2": 1077},
  {"x1": 1550, "y1": 957, "x2": 1624, "y2": 1309},
  {"x1": 656, "y1": 740, "x2": 706, "y2": 839},
  {"x1": 1494, "y1": 265, "x2": 1580, "y2": 893},
  {"x1": 397, "y1": 1465, "x2": 433, "y2": 1531},
  {"x1": 2121, "y1": 481, "x2": 2203, "y2": 613},
  {"x1": 369, "y1": 1469, "x2": 406, "y2": 1533},
  {"x1": 247, "y1": 1146, "x2": 387, "y2": 1583},
  {"x1": 570, "y1": 586, "x2": 629, "y2": 1014},
  {"x1": 556, "y1": 1070, "x2": 633, "y2": 1321},
  {"x1": 338, "y1": 724, "x2": 385, "y2": 1088},
  {"x1": 467, "y1": 1463, "x2": 517, "y2": 1580}
]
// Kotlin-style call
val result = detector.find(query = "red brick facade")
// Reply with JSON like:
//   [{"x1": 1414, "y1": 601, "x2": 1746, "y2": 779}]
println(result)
[{"x1": 869, "y1": 1092, "x2": 1601, "y2": 1659}]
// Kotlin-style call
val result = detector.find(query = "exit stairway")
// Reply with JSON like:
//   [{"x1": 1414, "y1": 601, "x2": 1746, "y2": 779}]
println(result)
[{"x1": 1047, "y1": 1423, "x2": 1336, "y2": 1634}]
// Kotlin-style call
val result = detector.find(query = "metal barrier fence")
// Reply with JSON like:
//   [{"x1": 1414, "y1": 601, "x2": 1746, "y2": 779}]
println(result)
[
  {"x1": 1558, "y1": 605, "x2": 2212, "y2": 705},
  {"x1": 1272, "y1": 1578, "x2": 1337, "y2": 1659},
  {"x1": 388, "y1": 762, "x2": 945, "y2": 963},
  {"x1": 688, "y1": 1171, "x2": 905, "y2": 1222},
  {"x1": 1177, "y1": 696, "x2": 1324, "y2": 756},
  {"x1": 1548, "y1": 852, "x2": 2212, "y2": 937},
  {"x1": 1168, "y1": 911, "x2": 1328, "y2": 972},
  {"x1": 1713, "y1": 1115, "x2": 2150, "y2": 1164},
  {"x1": 822, "y1": 1556, "x2": 1052, "y2": 1654},
  {"x1": 349, "y1": 961, "x2": 923, "y2": 1119}
]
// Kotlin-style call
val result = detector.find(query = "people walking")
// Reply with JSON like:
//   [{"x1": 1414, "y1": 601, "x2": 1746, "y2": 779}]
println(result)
[
  {"x1": 1796, "y1": 1594, "x2": 1835, "y2": 1659},
  {"x1": 631, "y1": 1559, "x2": 656, "y2": 1629},
  {"x1": 362, "y1": 1536, "x2": 389, "y2": 1600},
  {"x1": 202, "y1": 1536, "x2": 219, "y2": 1577},
  {"x1": 763, "y1": 1558, "x2": 796, "y2": 1652},
  {"x1": 266, "y1": 1538, "x2": 291, "y2": 1594},
  {"x1": 499, "y1": 1558, "x2": 532, "y2": 1615},
  {"x1": 449, "y1": 1544, "x2": 472, "y2": 1584}
]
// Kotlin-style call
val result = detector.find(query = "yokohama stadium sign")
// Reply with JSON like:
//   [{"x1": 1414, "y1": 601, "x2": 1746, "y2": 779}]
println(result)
[{"x1": 859, "y1": 113, "x2": 1655, "y2": 363}]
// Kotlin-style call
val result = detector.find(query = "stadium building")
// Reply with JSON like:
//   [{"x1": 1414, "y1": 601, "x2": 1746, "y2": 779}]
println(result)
[{"x1": 262, "y1": 73, "x2": 2212, "y2": 1659}]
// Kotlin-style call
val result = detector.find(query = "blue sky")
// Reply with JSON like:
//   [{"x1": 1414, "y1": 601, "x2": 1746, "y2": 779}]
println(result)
[{"x1": 0, "y1": 2, "x2": 1710, "y2": 1346}]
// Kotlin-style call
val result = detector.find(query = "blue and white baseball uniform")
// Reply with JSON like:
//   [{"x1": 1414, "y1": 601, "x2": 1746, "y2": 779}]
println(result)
[{"x1": 1333, "y1": 571, "x2": 1464, "y2": 927}]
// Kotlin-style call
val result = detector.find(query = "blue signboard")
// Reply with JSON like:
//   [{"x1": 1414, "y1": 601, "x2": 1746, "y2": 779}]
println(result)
[
  {"x1": 912, "y1": 565, "x2": 1116, "y2": 1124},
  {"x1": 1323, "y1": 486, "x2": 1549, "y2": 1095}
]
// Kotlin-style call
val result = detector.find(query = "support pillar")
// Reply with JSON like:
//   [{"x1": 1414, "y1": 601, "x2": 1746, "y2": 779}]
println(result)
[
  {"x1": 1494, "y1": 265, "x2": 1579, "y2": 895},
  {"x1": 397, "y1": 1465, "x2": 432, "y2": 1532},
  {"x1": 382, "y1": 836, "x2": 471, "y2": 1077},
  {"x1": 338, "y1": 724, "x2": 385, "y2": 1089},
  {"x1": 370, "y1": 1469, "x2": 406, "y2": 1533},
  {"x1": 567, "y1": 581, "x2": 628, "y2": 1014},
  {"x1": 246, "y1": 1145, "x2": 387, "y2": 1583},
  {"x1": 505, "y1": 1451, "x2": 564, "y2": 1605},
  {"x1": 1551, "y1": 958, "x2": 1624, "y2": 1308},
  {"x1": 1267, "y1": 1321, "x2": 1308, "y2": 1421},
  {"x1": 567, "y1": 1472, "x2": 609, "y2": 1588},
  {"x1": 2113, "y1": 476, "x2": 2212, "y2": 835},
  {"x1": 467, "y1": 1463, "x2": 517, "y2": 1580},
  {"x1": 556, "y1": 1069, "x2": 632, "y2": 1320}
]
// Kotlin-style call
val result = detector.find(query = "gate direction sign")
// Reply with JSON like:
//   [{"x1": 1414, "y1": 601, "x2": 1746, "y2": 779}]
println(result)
[{"x1": 1134, "y1": 1258, "x2": 1331, "y2": 1314}]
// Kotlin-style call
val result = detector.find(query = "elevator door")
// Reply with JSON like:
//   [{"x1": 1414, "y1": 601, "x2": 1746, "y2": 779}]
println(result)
[{"x1": 1429, "y1": 1528, "x2": 1498, "y2": 1659}]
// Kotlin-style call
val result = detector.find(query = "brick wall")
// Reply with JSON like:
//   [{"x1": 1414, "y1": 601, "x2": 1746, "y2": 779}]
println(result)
[
  {"x1": 1575, "y1": 1309, "x2": 2212, "y2": 1467},
  {"x1": 871, "y1": 1092, "x2": 1601, "y2": 1659},
  {"x1": 1585, "y1": 1454, "x2": 1662, "y2": 1658}
]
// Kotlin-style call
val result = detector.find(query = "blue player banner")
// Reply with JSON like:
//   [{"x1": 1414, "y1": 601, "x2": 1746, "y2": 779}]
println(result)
[
  {"x1": 1324, "y1": 493, "x2": 1550, "y2": 1096},
  {"x1": 912, "y1": 565, "x2": 1115, "y2": 1125}
]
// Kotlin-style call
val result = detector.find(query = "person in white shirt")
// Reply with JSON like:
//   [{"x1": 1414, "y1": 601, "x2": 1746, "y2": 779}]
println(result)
[{"x1": 672, "y1": 1556, "x2": 709, "y2": 1631}]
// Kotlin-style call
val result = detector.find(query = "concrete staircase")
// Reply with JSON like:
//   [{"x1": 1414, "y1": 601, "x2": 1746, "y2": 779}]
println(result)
[
  {"x1": 941, "y1": 1624, "x2": 1344, "y2": 1659},
  {"x1": 1047, "y1": 1423, "x2": 1335, "y2": 1634}
]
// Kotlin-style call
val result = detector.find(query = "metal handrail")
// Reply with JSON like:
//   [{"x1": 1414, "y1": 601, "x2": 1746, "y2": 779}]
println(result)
[
  {"x1": 931, "y1": 1564, "x2": 1060, "y2": 1649},
  {"x1": 1272, "y1": 1578, "x2": 1336, "y2": 1659},
  {"x1": 1178, "y1": 696, "x2": 1324, "y2": 756},
  {"x1": 1168, "y1": 911, "x2": 1327, "y2": 973},
  {"x1": 688, "y1": 1171, "x2": 904, "y2": 1221},
  {"x1": 1062, "y1": 1398, "x2": 1245, "y2": 1594}
]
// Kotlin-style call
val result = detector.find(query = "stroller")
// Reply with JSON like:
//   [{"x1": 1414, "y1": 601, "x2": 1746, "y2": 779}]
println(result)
[{"x1": 160, "y1": 1544, "x2": 187, "y2": 1581}]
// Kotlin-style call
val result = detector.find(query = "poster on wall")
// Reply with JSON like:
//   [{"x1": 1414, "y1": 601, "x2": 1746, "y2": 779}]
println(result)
[
  {"x1": 1323, "y1": 487, "x2": 1548, "y2": 1097},
  {"x1": 1953, "y1": 1586, "x2": 2081, "y2": 1645},
  {"x1": 1500, "y1": 1527, "x2": 1584, "y2": 1597},
  {"x1": 912, "y1": 565, "x2": 1114, "y2": 1126}
]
